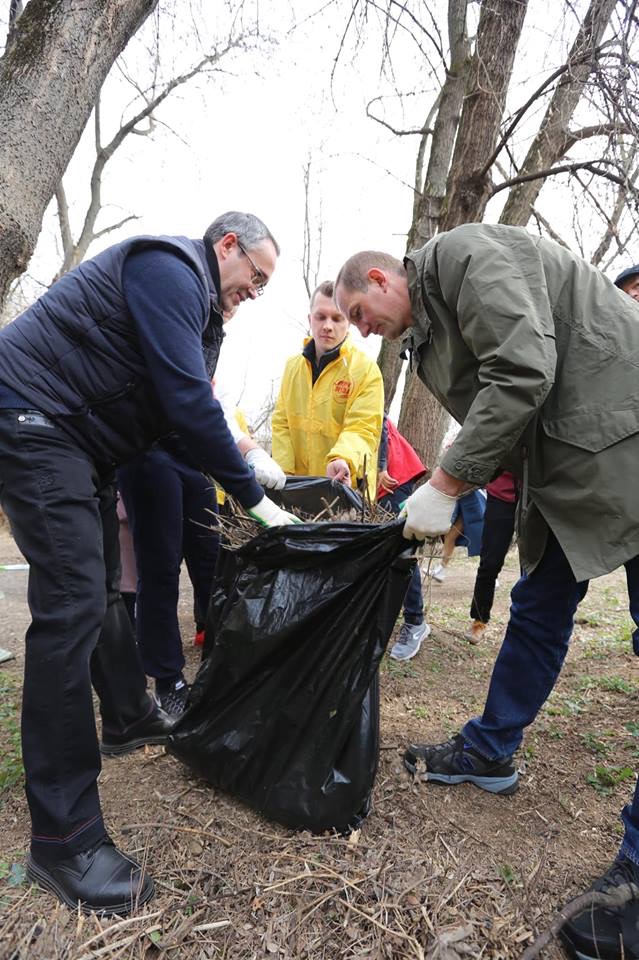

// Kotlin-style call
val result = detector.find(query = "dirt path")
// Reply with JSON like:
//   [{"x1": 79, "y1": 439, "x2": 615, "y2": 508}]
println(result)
[{"x1": 0, "y1": 527, "x2": 637, "y2": 959}]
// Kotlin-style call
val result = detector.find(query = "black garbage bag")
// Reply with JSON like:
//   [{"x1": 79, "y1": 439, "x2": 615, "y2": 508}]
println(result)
[
  {"x1": 267, "y1": 475, "x2": 364, "y2": 517},
  {"x1": 168, "y1": 519, "x2": 414, "y2": 833}
]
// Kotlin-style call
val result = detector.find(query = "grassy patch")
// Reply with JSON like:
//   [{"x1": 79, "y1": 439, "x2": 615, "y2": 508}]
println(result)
[
  {"x1": 586, "y1": 765, "x2": 635, "y2": 796},
  {"x1": 381, "y1": 658, "x2": 418, "y2": 680},
  {"x1": 0, "y1": 676, "x2": 23, "y2": 794},
  {"x1": 580, "y1": 732, "x2": 611, "y2": 756}
]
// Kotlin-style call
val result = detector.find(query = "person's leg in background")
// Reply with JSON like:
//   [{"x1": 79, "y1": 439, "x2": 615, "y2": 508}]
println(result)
[
  {"x1": 116, "y1": 494, "x2": 137, "y2": 627},
  {"x1": 180, "y1": 463, "x2": 220, "y2": 654},
  {"x1": 92, "y1": 475, "x2": 172, "y2": 753},
  {"x1": 560, "y1": 776, "x2": 639, "y2": 957},
  {"x1": 380, "y1": 480, "x2": 431, "y2": 661},
  {"x1": 118, "y1": 449, "x2": 188, "y2": 714},
  {"x1": 466, "y1": 494, "x2": 516, "y2": 643},
  {"x1": 429, "y1": 513, "x2": 462, "y2": 583}
]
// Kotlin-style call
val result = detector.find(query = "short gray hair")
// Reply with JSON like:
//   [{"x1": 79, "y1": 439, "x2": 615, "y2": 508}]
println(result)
[
  {"x1": 336, "y1": 251, "x2": 404, "y2": 292},
  {"x1": 204, "y1": 211, "x2": 280, "y2": 255}
]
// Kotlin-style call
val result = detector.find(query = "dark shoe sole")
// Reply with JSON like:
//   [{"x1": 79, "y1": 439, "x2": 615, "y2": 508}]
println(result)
[
  {"x1": 99, "y1": 734, "x2": 169, "y2": 757},
  {"x1": 404, "y1": 756, "x2": 519, "y2": 795},
  {"x1": 26, "y1": 855, "x2": 155, "y2": 916}
]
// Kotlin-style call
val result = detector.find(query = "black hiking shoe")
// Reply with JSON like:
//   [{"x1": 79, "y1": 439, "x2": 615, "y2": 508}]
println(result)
[
  {"x1": 156, "y1": 676, "x2": 189, "y2": 716},
  {"x1": 404, "y1": 733, "x2": 518, "y2": 795},
  {"x1": 560, "y1": 857, "x2": 639, "y2": 959}
]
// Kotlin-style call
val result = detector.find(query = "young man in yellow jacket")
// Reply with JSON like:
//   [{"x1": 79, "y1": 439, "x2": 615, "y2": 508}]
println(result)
[{"x1": 272, "y1": 280, "x2": 384, "y2": 500}]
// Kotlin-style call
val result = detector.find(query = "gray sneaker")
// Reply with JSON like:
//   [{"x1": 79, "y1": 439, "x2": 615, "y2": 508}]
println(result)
[{"x1": 389, "y1": 622, "x2": 431, "y2": 661}]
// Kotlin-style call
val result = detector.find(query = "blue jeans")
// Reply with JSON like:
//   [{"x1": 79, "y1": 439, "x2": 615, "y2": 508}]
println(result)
[
  {"x1": 379, "y1": 481, "x2": 424, "y2": 625},
  {"x1": 462, "y1": 532, "x2": 639, "y2": 862}
]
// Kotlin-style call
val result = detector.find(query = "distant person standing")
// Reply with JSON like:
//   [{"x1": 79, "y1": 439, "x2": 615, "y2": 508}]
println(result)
[
  {"x1": 272, "y1": 280, "x2": 384, "y2": 500},
  {"x1": 464, "y1": 472, "x2": 517, "y2": 644},
  {"x1": 377, "y1": 416, "x2": 431, "y2": 661}
]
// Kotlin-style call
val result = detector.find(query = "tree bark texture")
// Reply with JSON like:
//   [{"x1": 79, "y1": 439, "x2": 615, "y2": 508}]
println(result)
[
  {"x1": 394, "y1": 0, "x2": 528, "y2": 468},
  {"x1": 0, "y1": 0, "x2": 158, "y2": 308},
  {"x1": 440, "y1": 0, "x2": 528, "y2": 230},
  {"x1": 499, "y1": 0, "x2": 617, "y2": 227},
  {"x1": 378, "y1": 0, "x2": 470, "y2": 460}
]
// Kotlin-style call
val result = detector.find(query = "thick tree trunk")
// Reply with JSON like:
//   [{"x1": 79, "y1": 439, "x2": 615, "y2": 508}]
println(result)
[
  {"x1": 440, "y1": 0, "x2": 528, "y2": 230},
  {"x1": 395, "y1": 0, "x2": 528, "y2": 469},
  {"x1": 0, "y1": 0, "x2": 157, "y2": 308},
  {"x1": 499, "y1": 0, "x2": 617, "y2": 227},
  {"x1": 378, "y1": 0, "x2": 470, "y2": 460}
]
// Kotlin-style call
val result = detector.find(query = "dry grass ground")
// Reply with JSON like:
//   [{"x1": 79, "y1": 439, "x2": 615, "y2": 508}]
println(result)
[{"x1": 0, "y1": 528, "x2": 637, "y2": 959}]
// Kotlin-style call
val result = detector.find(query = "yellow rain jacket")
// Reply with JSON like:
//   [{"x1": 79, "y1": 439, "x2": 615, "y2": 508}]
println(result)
[{"x1": 272, "y1": 336, "x2": 384, "y2": 499}]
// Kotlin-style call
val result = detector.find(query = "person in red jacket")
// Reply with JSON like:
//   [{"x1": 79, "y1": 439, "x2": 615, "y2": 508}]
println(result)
[
  {"x1": 378, "y1": 416, "x2": 431, "y2": 660},
  {"x1": 465, "y1": 471, "x2": 517, "y2": 643}
]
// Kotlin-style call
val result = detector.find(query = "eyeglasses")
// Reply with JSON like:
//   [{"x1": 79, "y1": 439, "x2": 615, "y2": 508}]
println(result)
[{"x1": 238, "y1": 241, "x2": 267, "y2": 296}]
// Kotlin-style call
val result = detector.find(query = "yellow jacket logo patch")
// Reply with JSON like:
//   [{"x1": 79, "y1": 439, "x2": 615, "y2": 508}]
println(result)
[{"x1": 333, "y1": 378, "x2": 354, "y2": 402}]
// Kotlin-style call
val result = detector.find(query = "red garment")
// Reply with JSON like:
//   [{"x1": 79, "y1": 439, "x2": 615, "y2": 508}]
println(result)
[
  {"x1": 486, "y1": 470, "x2": 516, "y2": 503},
  {"x1": 377, "y1": 419, "x2": 427, "y2": 498}
]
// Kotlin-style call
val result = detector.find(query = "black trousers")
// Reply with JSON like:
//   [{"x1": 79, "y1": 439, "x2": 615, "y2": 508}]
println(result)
[
  {"x1": 118, "y1": 448, "x2": 220, "y2": 682},
  {"x1": 469, "y1": 494, "x2": 517, "y2": 623},
  {"x1": 0, "y1": 410, "x2": 153, "y2": 860}
]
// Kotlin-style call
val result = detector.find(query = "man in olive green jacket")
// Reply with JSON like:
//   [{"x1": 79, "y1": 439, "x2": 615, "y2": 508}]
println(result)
[{"x1": 336, "y1": 224, "x2": 639, "y2": 959}]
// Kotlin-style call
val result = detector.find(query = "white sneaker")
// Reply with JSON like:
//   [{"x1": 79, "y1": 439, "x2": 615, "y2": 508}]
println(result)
[
  {"x1": 389, "y1": 622, "x2": 431, "y2": 661},
  {"x1": 429, "y1": 563, "x2": 446, "y2": 583}
]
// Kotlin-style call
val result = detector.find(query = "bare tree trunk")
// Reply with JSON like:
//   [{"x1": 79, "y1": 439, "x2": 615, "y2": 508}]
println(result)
[
  {"x1": 378, "y1": 0, "x2": 470, "y2": 459},
  {"x1": 440, "y1": 0, "x2": 528, "y2": 229},
  {"x1": 499, "y1": 0, "x2": 616, "y2": 227},
  {"x1": 396, "y1": 0, "x2": 527, "y2": 468},
  {"x1": 0, "y1": 0, "x2": 157, "y2": 308}
]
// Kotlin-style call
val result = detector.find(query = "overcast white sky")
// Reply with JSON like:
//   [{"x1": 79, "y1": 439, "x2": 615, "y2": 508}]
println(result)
[{"x1": 13, "y1": 0, "x2": 634, "y2": 427}]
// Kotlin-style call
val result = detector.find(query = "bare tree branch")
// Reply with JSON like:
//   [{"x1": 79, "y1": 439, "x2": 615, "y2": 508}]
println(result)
[
  {"x1": 93, "y1": 214, "x2": 141, "y2": 241},
  {"x1": 529, "y1": 207, "x2": 572, "y2": 248},
  {"x1": 53, "y1": 31, "x2": 257, "y2": 279},
  {"x1": 493, "y1": 158, "x2": 639, "y2": 196},
  {"x1": 499, "y1": 0, "x2": 618, "y2": 226},
  {"x1": 54, "y1": 183, "x2": 73, "y2": 262},
  {"x1": 365, "y1": 95, "x2": 433, "y2": 136}
]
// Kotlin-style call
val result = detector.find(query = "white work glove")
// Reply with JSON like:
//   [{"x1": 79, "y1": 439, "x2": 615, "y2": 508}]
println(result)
[
  {"x1": 401, "y1": 480, "x2": 457, "y2": 541},
  {"x1": 244, "y1": 447, "x2": 286, "y2": 490},
  {"x1": 247, "y1": 495, "x2": 300, "y2": 527}
]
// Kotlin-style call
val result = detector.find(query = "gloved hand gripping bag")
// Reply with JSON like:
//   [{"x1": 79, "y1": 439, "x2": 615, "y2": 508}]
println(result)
[{"x1": 168, "y1": 520, "x2": 414, "y2": 833}]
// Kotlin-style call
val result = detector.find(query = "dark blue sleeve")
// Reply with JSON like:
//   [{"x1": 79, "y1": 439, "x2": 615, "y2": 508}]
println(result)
[
  {"x1": 122, "y1": 248, "x2": 263, "y2": 508},
  {"x1": 377, "y1": 414, "x2": 389, "y2": 471}
]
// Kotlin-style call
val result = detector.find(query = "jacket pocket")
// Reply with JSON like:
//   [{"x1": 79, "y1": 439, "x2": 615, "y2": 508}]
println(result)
[{"x1": 542, "y1": 407, "x2": 639, "y2": 453}]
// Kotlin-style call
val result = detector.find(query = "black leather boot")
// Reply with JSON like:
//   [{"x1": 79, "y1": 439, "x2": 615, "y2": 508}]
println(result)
[
  {"x1": 27, "y1": 836, "x2": 154, "y2": 915},
  {"x1": 92, "y1": 596, "x2": 175, "y2": 755},
  {"x1": 100, "y1": 698, "x2": 175, "y2": 756}
]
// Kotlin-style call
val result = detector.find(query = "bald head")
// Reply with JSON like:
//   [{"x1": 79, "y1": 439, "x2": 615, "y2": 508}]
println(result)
[
  {"x1": 334, "y1": 250, "x2": 412, "y2": 341},
  {"x1": 335, "y1": 250, "x2": 405, "y2": 294}
]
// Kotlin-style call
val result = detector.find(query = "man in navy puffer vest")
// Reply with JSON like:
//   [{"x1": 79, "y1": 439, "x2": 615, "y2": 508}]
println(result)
[{"x1": 0, "y1": 210, "x2": 295, "y2": 916}]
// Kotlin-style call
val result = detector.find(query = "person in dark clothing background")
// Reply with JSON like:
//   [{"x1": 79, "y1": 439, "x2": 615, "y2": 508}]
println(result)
[
  {"x1": 464, "y1": 471, "x2": 517, "y2": 644},
  {"x1": 376, "y1": 415, "x2": 431, "y2": 661},
  {"x1": 0, "y1": 210, "x2": 296, "y2": 916}
]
